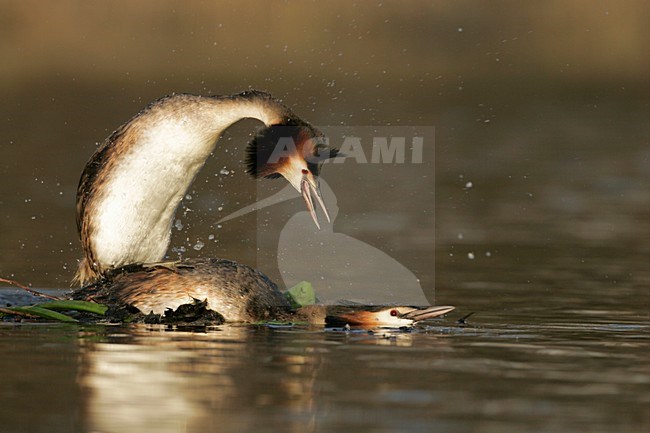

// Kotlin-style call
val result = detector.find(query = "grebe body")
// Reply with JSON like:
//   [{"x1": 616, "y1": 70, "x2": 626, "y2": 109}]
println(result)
[{"x1": 74, "y1": 258, "x2": 290, "y2": 322}]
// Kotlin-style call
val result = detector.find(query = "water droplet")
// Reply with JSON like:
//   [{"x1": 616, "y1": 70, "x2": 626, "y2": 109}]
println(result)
[
  {"x1": 467, "y1": 252, "x2": 475, "y2": 260},
  {"x1": 174, "y1": 219, "x2": 184, "y2": 231},
  {"x1": 193, "y1": 241, "x2": 205, "y2": 251},
  {"x1": 220, "y1": 168, "x2": 230, "y2": 175}
]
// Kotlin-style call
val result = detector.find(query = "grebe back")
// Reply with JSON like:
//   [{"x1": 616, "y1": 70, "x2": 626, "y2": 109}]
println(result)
[{"x1": 73, "y1": 258, "x2": 290, "y2": 322}]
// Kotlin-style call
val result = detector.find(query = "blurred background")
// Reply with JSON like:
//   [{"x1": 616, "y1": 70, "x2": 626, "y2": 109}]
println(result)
[{"x1": 0, "y1": 1, "x2": 647, "y2": 309}]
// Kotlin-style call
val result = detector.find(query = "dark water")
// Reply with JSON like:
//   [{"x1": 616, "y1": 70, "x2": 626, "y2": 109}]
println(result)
[
  {"x1": 1, "y1": 2, "x2": 649, "y2": 432},
  {"x1": 1, "y1": 306, "x2": 648, "y2": 433}
]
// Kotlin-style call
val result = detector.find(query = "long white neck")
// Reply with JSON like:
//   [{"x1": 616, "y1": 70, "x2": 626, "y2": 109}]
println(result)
[{"x1": 76, "y1": 92, "x2": 290, "y2": 283}]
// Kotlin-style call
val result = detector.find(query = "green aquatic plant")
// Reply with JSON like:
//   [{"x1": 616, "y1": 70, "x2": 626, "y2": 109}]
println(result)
[
  {"x1": 284, "y1": 281, "x2": 316, "y2": 308},
  {"x1": 1, "y1": 277, "x2": 107, "y2": 322},
  {"x1": 0, "y1": 300, "x2": 107, "y2": 322}
]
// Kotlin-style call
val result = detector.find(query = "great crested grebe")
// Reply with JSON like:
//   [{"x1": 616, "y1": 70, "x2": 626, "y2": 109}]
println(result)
[
  {"x1": 72, "y1": 90, "x2": 454, "y2": 326},
  {"x1": 75, "y1": 90, "x2": 334, "y2": 285}
]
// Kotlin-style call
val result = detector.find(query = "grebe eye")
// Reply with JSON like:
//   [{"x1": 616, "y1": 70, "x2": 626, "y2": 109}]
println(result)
[
  {"x1": 301, "y1": 169, "x2": 309, "y2": 174},
  {"x1": 390, "y1": 309, "x2": 399, "y2": 317}
]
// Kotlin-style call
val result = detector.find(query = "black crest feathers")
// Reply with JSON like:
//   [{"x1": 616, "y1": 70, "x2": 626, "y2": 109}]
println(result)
[{"x1": 246, "y1": 119, "x2": 338, "y2": 179}]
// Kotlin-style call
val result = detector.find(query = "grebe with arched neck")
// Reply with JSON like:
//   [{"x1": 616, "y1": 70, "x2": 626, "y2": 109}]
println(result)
[
  {"x1": 75, "y1": 90, "x2": 334, "y2": 285},
  {"x1": 72, "y1": 90, "x2": 454, "y2": 325}
]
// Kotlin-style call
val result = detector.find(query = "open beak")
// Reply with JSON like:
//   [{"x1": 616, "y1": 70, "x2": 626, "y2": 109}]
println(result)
[
  {"x1": 300, "y1": 174, "x2": 330, "y2": 229},
  {"x1": 399, "y1": 305, "x2": 455, "y2": 322}
]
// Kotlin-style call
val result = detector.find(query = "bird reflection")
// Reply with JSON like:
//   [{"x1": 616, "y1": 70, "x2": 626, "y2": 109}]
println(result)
[
  {"x1": 76, "y1": 326, "x2": 427, "y2": 432},
  {"x1": 78, "y1": 326, "x2": 311, "y2": 432}
]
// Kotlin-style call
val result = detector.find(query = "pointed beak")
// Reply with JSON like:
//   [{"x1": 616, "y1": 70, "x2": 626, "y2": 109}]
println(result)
[
  {"x1": 300, "y1": 174, "x2": 330, "y2": 229},
  {"x1": 399, "y1": 306, "x2": 455, "y2": 322}
]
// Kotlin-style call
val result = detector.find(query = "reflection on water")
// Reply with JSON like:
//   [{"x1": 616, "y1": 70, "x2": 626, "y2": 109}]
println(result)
[
  {"x1": 79, "y1": 326, "x2": 258, "y2": 432},
  {"x1": 1, "y1": 310, "x2": 648, "y2": 433},
  {"x1": 77, "y1": 325, "x2": 426, "y2": 432}
]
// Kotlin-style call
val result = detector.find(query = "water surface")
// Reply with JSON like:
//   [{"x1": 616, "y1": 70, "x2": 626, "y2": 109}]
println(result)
[
  {"x1": 1, "y1": 302, "x2": 647, "y2": 433},
  {"x1": 1, "y1": 2, "x2": 648, "y2": 432}
]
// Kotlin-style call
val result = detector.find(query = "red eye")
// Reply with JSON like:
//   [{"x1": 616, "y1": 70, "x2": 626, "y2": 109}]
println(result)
[
  {"x1": 390, "y1": 309, "x2": 399, "y2": 317},
  {"x1": 301, "y1": 169, "x2": 309, "y2": 174}
]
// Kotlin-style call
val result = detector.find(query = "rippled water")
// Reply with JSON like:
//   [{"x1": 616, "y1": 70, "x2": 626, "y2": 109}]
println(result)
[{"x1": 1, "y1": 305, "x2": 648, "y2": 433}]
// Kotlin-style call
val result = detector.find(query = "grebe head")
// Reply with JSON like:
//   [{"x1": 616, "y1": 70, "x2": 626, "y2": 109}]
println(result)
[
  {"x1": 324, "y1": 305, "x2": 456, "y2": 328},
  {"x1": 246, "y1": 120, "x2": 338, "y2": 229}
]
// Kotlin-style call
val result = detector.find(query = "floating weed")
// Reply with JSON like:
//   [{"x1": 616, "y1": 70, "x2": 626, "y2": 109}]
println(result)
[
  {"x1": 284, "y1": 281, "x2": 316, "y2": 308},
  {"x1": 38, "y1": 300, "x2": 108, "y2": 315},
  {"x1": 2, "y1": 305, "x2": 78, "y2": 323},
  {"x1": 1, "y1": 276, "x2": 108, "y2": 322}
]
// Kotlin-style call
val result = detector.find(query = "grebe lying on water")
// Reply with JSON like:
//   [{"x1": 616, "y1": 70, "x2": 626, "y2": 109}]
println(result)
[
  {"x1": 72, "y1": 90, "x2": 454, "y2": 326},
  {"x1": 72, "y1": 258, "x2": 454, "y2": 326}
]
